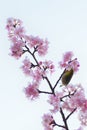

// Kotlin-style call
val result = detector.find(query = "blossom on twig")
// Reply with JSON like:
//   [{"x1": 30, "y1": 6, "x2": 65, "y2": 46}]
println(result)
[
  {"x1": 24, "y1": 82, "x2": 39, "y2": 100},
  {"x1": 59, "y1": 51, "x2": 80, "y2": 72},
  {"x1": 42, "y1": 113, "x2": 55, "y2": 130}
]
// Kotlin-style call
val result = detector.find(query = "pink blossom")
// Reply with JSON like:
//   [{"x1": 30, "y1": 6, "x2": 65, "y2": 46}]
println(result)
[
  {"x1": 42, "y1": 113, "x2": 55, "y2": 130},
  {"x1": 39, "y1": 60, "x2": 55, "y2": 75},
  {"x1": 43, "y1": 60, "x2": 55, "y2": 73},
  {"x1": 11, "y1": 36, "x2": 25, "y2": 46},
  {"x1": 48, "y1": 92, "x2": 63, "y2": 113},
  {"x1": 11, "y1": 36, "x2": 18, "y2": 44},
  {"x1": 24, "y1": 83, "x2": 39, "y2": 100},
  {"x1": 14, "y1": 26, "x2": 25, "y2": 37},
  {"x1": 78, "y1": 109, "x2": 87, "y2": 126},
  {"x1": 62, "y1": 84, "x2": 77, "y2": 93},
  {"x1": 62, "y1": 101, "x2": 75, "y2": 111},
  {"x1": 6, "y1": 18, "x2": 49, "y2": 58},
  {"x1": 28, "y1": 35, "x2": 43, "y2": 47},
  {"x1": 59, "y1": 51, "x2": 80, "y2": 73},
  {"x1": 21, "y1": 57, "x2": 33, "y2": 76},
  {"x1": 59, "y1": 61, "x2": 67, "y2": 68},
  {"x1": 6, "y1": 17, "x2": 22, "y2": 31},
  {"x1": 66, "y1": 59, "x2": 80, "y2": 72},
  {"x1": 27, "y1": 36, "x2": 49, "y2": 56},
  {"x1": 63, "y1": 51, "x2": 74, "y2": 62},
  {"x1": 10, "y1": 42, "x2": 24, "y2": 59},
  {"x1": 6, "y1": 18, "x2": 25, "y2": 39},
  {"x1": 23, "y1": 35, "x2": 30, "y2": 43},
  {"x1": 69, "y1": 90, "x2": 85, "y2": 109},
  {"x1": 82, "y1": 99, "x2": 87, "y2": 111},
  {"x1": 32, "y1": 67, "x2": 42, "y2": 83},
  {"x1": 62, "y1": 84, "x2": 85, "y2": 111},
  {"x1": 37, "y1": 39, "x2": 49, "y2": 56}
]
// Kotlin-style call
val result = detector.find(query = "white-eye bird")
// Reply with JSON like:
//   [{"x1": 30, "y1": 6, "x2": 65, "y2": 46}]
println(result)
[{"x1": 61, "y1": 68, "x2": 73, "y2": 86}]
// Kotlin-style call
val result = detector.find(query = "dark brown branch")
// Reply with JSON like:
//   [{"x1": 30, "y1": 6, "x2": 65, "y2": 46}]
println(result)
[
  {"x1": 32, "y1": 53, "x2": 40, "y2": 66},
  {"x1": 60, "y1": 89, "x2": 77, "y2": 102},
  {"x1": 37, "y1": 89, "x2": 52, "y2": 94},
  {"x1": 53, "y1": 123, "x2": 65, "y2": 128},
  {"x1": 25, "y1": 45, "x2": 32, "y2": 55},
  {"x1": 66, "y1": 108, "x2": 77, "y2": 120},
  {"x1": 24, "y1": 45, "x2": 54, "y2": 94},
  {"x1": 53, "y1": 69, "x2": 66, "y2": 90},
  {"x1": 60, "y1": 107, "x2": 69, "y2": 130},
  {"x1": 25, "y1": 45, "x2": 40, "y2": 66},
  {"x1": 43, "y1": 76, "x2": 54, "y2": 94}
]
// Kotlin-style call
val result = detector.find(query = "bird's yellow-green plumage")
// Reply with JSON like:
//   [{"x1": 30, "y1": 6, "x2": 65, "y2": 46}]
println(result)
[{"x1": 61, "y1": 68, "x2": 73, "y2": 86}]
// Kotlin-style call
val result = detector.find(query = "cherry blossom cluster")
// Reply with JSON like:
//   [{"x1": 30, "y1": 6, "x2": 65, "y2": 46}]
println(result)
[
  {"x1": 6, "y1": 18, "x2": 49, "y2": 59},
  {"x1": 59, "y1": 51, "x2": 80, "y2": 72},
  {"x1": 6, "y1": 18, "x2": 87, "y2": 130}
]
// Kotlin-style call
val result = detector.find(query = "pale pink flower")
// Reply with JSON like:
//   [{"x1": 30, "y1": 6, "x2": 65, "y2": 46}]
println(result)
[
  {"x1": 37, "y1": 39, "x2": 49, "y2": 56},
  {"x1": 42, "y1": 113, "x2": 55, "y2": 130},
  {"x1": 39, "y1": 60, "x2": 55, "y2": 76},
  {"x1": 70, "y1": 89, "x2": 85, "y2": 109},
  {"x1": 48, "y1": 92, "x2": 63, "y2": 113},
  {"x1": 23, "y1": 35, "x2": 30, "y2": 43},
  {"x1": 24, "y1": 83, "x2": 39, "y2": 100},
  {"x1": 63, "y1": 51, "x2": 74, "y2": 62},
  {"x1": 62, "y1": 100, "x2": 75, "y2": 111},
  {"x1": 32, "y1": 67, "x2": 42, "y2": 83},
  {"x1": 27, "y1": 36, "x2": 49, "y2": 56},
  {"x1": 62, "y1": 84, "x2": 76, "y2": 93},
  {"x1": 82, "y1": 99, "x2": 87, "y2": 111},
  {"x1": 21, "y1": 57, "x2": 33, "y2": 76},
  {"x1": 59, "y1": 61, "x2": 67, "y2": 68},
  {"x1": 43, "y1": 60, "x2": 55, "y2": 73},
  {"x1": 10, "y1": 42, "x2": 24, "y2": 59},
  {"x1": 6, "y1": 18, "x2": 25, "y2": 39},
  {"x1": 66, "y1": 59, "x2": 80, "y2": 72},
  {"x1": 59, "y1": 51, "x2": 80, "y2": 73},
  {"x1": 14, "y1": 26, "x2": 25, "y2": 37},
  {"x1": 78, "y1": 109, "x2": 87, "y2": 126},
  {"x1": 6, "y1": 17, "x2": 22, "y2": 31},
  {"x1": 11, "y1": 36, "x2": 18, "y2": 44},
  {"x1": 29, "y1": 35, "x2": 43, "y2": 47},
  {"x1": 11, "y1": 36, "x2": 25, "y2": 46},
  {"x1": 63, "y1": 84, "x2": 85, "y2": 111}
]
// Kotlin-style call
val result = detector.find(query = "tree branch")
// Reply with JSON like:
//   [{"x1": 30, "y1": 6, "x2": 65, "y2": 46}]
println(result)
[
  {"x1": 60, "y1": 89, "x2": 77, "y2": 102},
  {"x1": 24, "y1": 45, "x2": 54, "y2": 94},
  {"x1": 66, "y1": 108, "x2": 77, "y2": 120},
  {"x1": 37, "y1": 89, "x2": 52, "y2": 94},
  {"x1": 53, "y1": 123, "x2": 65, "y2": 128},
  {"x1": 53, "y1": 69, "x2": 66, "y2": 90},
  {"x1": 60, "y1": 107, "x2": 69, "y2": 130},
  {"x1": 43, "y1": 76, "x2": 54, "y2": 94}
]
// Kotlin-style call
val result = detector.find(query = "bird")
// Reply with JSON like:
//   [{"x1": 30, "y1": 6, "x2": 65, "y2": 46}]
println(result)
[{"x1": 61, "y1": 68, "x2": 73, "y2": 86}]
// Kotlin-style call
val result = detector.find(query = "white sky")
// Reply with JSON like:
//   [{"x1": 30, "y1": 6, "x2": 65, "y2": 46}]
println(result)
[{"x1": 0, "y1": 0, "x2": 87, "y2": 130}]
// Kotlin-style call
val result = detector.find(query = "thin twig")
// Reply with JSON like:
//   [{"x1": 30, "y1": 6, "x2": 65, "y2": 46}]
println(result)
[
  {"x1": 60, "y1": 89, "x2": 77, "y2": 101},
  {"x1": 43, "y1": 76, "x2": 54, "y2": 94},
  {"x1": 25, "y1": 45, "x2": 40, "y2": 66},
  {"x1": 53, "y1": 69, "x2": 66, "y2": 90},
  {"x1": 66, "y1": 108, "x2": 77, "y2": 120},
  {"x1": 25, "y1": 45, "x2": 32, "y2": 55},
  {"x1": 53, "y1": 123, "x2": 65, "y2": 128},
  {"x1": 37, "y1": 89, "x2": 52, "y2": 94}
]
